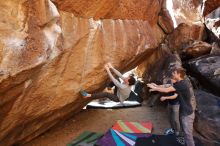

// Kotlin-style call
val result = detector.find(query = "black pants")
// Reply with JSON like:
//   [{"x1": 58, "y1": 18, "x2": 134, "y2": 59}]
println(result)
[
  {"x1": 91, "y1": 92, "x2": 120, "y2": 102},
  {"x1": 106, "y1": 81, "x2": 118, "y2": 95}
]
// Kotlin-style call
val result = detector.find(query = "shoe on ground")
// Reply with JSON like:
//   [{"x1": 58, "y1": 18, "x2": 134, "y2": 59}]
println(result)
[{"x1": 164, "y1": 128, "x2": 175, "y2": 135}]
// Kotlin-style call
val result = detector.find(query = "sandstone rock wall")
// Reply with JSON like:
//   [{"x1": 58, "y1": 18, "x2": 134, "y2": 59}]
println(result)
[
  {"x1": 166, "y1": 23, "x2": 206, "y2": 55},
  {"x1": 203, "y1": 0, "x2": 220, "y2": 16},
  {"x1": 53, "y1": 0, "x2": 161, "y2": 24},
  {"x1": 172, "y1": 0, "x2": 203, "y2": 25},
  {"x1": 0, "y1": 0, "x2": 165, "y2": 145},
  {"x1": 158, "y1": 0, "x2": 174, "y2": 34},
  {"x1": 1, "y1": 0, "x2": 218, "y2": 145}
]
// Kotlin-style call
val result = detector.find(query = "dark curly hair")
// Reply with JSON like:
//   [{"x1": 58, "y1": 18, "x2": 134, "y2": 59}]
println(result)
[
  {"x1": 128, "y1": 75, "x2": 136, "y2": 85},
  {"x1": 169, "y1": 68, "x2": 186, "y2": 79}
]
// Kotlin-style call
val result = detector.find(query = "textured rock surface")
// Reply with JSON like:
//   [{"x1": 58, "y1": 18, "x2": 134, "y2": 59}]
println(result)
[
  {"x1": 1, "y1": 0, "x2": 219, "y2": 145},
  {"x1": 210, "y1": 42, "x2": 220, "y2": 55},
  {"x1": 205, "y1": 17, "x2": 220, "y2": 39},
  {"x1": 0, "y1": 0, "x2": 165, "y2": 145},
  {"x1": 0, "y1": 0, "x2": 63, "y2": 145},
  {"x1": 172, "y1": 0, "x2": 202, "y2": 25},
  {"x1": 137, "y1": 44, "x2": 182, "y2": 106},
  {"x1": 142, "y1": 44, "x2": 182, "y2": 84},
  {"x1": 53, "y1": 0, "x2": 161, "y2": 24},
  {"x1": 187, "y1": 55, "x2": 220, "y2": 96},
  {"x1": 184, "y1": 41, "x2": 212, "y2": 58},
  {"x1": 194, "y1": 90, "x2": 220, "y2": 146},
  {"x1": 204, "y1": 7, "x2": 220, "y2": 47},
  {"x1": 166, "y1": 23, "x2": 206, "y2": 56},
  {"x1": 157, "y1": 0, "x2": 174, "y2": 34},
  {"x1": 203, "y1": 0, "x2": 220, "y2": 16}
]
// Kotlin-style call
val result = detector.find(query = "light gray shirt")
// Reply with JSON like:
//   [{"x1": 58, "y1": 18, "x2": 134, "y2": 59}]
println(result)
[{"x1": 106, "y1": 67, "x2": 132, "y2": 102}]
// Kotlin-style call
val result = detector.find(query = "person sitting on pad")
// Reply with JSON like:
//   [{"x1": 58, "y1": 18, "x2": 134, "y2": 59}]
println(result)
[{"x1": 80, "y1": 63, "x2": 136, "y2": 103}]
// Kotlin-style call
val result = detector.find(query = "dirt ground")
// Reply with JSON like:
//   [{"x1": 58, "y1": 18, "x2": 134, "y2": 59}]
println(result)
[{"x1": 24, "y1": 101, "x2": 169, "y2": 146}]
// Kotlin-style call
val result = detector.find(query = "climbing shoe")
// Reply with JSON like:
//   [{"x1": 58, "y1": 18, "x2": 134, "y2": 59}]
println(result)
[
  {"x1": 80, "y1": 89, "x2": 88, "y2": 97},
  {"x1": 164, "y1": 128, "x2": 175, "y2": 135}
]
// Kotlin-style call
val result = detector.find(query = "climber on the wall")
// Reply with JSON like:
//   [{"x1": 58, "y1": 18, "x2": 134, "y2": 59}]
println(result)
[
  {"x1": 147, "y1": 68, "x2": 197, "y2": 146},
  {"x1": 80, "y1": 63, "x2": 136, "y2": 103}
]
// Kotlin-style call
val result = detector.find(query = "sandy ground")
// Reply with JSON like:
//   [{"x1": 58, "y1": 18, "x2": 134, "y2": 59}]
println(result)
[{"x1": 24, "y1": 101, "x2": 169, "y2": 146}]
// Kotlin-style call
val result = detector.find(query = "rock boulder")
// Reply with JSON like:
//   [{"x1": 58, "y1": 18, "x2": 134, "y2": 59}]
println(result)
[
  {"x1": 142, "y1": 44, "x2": 182, "y2": 84},
  {"x1": 210, "y1": 42, "x2": 220, "y2": 55},
  {"x1": 203, "y1": 0, "x2": 220, "y2": 16},
  {"x1": 187, "y1": 55, "x2": 220, "y2": 96},
  {"x1": 138, "y1": 44, "x2": 182, "y2": 106},
  {"x1": 158, "y1": 0, "x2": 174, "y2": 34},
  {"x1": 184, "y1": 41, "x2": 212, "y2": 59},
  {"x1": 194, "y1": 90, "x2": 220, "y2": 146},
  {"x1": 166, "y1": 23, "x2": 206, "y2": 56},
  {"x1": 0, "y1": 0, "x2": 164, "y2": 145},
  {"x1": 172, "y1": 0, "x2": 202, "y2": 25},
  {"x1": 53, "y1": 0, "x2": 161, "y2": 24}
]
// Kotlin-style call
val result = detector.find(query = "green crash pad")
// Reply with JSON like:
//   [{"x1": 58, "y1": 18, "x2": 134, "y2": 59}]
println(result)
[{"x1": 67, "y1": 131, "x2": 103, "y2": 146}]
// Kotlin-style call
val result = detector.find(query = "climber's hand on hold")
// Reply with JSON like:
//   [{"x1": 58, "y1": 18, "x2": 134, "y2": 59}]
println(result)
[
  {"x1": 104, "y1": 64, "x2": 109, "y2": 70},
  {"x1": 107, "y1": 63, "x2": 113, "y2": 68}
]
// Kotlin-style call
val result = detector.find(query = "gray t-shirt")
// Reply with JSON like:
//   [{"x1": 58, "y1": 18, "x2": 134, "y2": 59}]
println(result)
[{"x1": 106, "y1": 67, "x2": 132, "y2": 102}]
